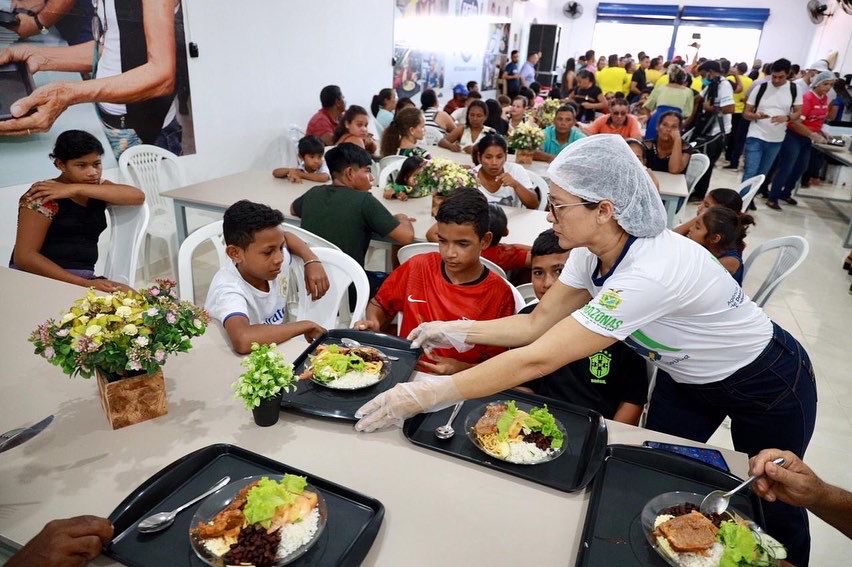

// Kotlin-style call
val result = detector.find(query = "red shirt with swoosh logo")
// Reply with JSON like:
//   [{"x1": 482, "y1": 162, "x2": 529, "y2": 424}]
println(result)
[{"x1": 374, "y1": 253, "x2": 515, "y2": 364}]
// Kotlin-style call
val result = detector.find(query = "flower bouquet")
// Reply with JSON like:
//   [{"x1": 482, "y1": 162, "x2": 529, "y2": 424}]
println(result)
[
  {"x1": 535, "y1": 98, "x2": 563, "y2": 128},
  {"x1": 413, "y1": 157, "x2": 478, "y2": 197},
  {"x1": 507, "y1": 122, "x2": 544, "y2": 164},
  {"x1": 233, "y1": 343, "x2": 296, "y2": 427},
  {"x1": 29, "y1": 278, "x2": 208, "y2": 429}
]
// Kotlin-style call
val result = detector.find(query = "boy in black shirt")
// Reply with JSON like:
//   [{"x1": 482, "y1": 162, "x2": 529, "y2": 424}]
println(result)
[{"x1": 519, "y1": 230, "x2": 648, "y2": 425}]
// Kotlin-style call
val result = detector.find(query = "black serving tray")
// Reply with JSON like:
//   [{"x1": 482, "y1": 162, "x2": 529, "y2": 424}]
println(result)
[
  {"x1": 282, "y1": 329, "x2": 421, "y2": 421},
  {"x1": 576, "y1": 444, "x2": 766, "y2": 566},
  {"x1": 105, "y1": 444, "x2": 384, "y2": 567},
  {"x1": 0, "y1": 62, "x2": 35, "y2": 121},
  {"x1": 402, "y1": 391, "x2": 607, "y2": 493}
]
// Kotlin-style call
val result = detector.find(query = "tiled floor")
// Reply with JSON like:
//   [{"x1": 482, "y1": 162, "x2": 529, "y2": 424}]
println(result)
[{"x1": 169, "y1": 164, "x2": 852, "y2": 564}]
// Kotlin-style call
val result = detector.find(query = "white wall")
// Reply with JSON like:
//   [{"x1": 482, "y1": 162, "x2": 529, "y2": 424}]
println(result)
[
  {"x1": 805, "y1": 3, "x2": 852, "y2": 74},
  {"x1": 511, "y1": 0, "x2": 825, "y2": 73},
  {"x1": 0, "y1": 0, "x2": 394, "y2": 263}
]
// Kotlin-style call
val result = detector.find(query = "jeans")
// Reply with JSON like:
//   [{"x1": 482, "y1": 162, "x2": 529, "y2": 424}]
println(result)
[
  {"x1": 770, "y1": 130, "x2": 812, "y2": 201},
  {"x1": 742, "y1": 137, "x2": 782, "y2": 184},
  {"x1": 101, "y1": 118, "x2": 184, "y2": 161},
  {"x1": 725, "y1": 113, "x2": 745, "y2": 163},
  {"x1": 646, "y1": 323, "x2": 817, "y2": 566}
]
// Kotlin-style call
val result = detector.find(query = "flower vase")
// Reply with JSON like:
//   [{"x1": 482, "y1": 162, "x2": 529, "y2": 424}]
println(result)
[
  {"x1": 252, "y1": 393, "x2": 283, "y2": 427},
  {"x1": 515, "y1": 149, "x2": 534, "y2": 165},
  {"x1": 95, "y1": 368, "x2": 168, "y2": 430}
]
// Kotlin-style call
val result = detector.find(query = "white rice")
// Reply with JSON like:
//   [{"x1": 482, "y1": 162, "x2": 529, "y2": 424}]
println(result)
[
  {"x1": 278, "y1": 507, "x2": 320, "y2": 559},
  {"x1": 501, "y1": 441, "x2": 556, "y2": 464},
  {"x1": 654, "y1": 514, "x2": 724, "y2": 567},
  {"x1": 322, "y1": 370, "x2": 381, "y2": 389}
]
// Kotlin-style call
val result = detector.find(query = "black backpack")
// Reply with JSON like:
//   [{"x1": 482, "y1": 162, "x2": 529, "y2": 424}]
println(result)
[{"x1": 753, "y1": 81, "x2": 798, "y2": 112}]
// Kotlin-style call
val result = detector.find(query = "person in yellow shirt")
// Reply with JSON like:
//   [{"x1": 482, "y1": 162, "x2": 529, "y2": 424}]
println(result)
[
  {"x1": 645, "y1": 57, "x2": 664, "y2": 85},
  {"x1": 622, "y1": 60, "x2": 635, "y2": 95},
  {"x1": 596, "y1": 54, "x2": 627, "y2": 95},
  {"x1": 655, "y1": 73, "x2": 670, "y2": 88},
  {"x1": 724, "y1": 62, "x2": 753, "y2": 169}
]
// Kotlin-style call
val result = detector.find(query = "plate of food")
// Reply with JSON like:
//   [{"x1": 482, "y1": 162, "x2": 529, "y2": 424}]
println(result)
[
  {"x1": 464, "y1": 400, "x2": 567, "y2": 465},
  {"x1": 190, "y1": 474, "x2": 327, "y2": 567},
  {"x1": 298, "y1": 343, "x2": 389, "y2": 390},
  {"x1": 642, "y1": 491, "x2": 786, "y2": 567}
]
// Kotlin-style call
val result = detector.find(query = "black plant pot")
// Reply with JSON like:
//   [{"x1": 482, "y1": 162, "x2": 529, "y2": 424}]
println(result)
[{"x1": 251, "y1": 394, "x2": 282, "y2": 427}]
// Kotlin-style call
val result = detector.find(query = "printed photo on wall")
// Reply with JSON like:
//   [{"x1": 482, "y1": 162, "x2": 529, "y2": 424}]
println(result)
[
  {"x1": 486, "y1": 0, "x2": 515, "y2": 18},
  {"x1": 487, "y1": 23, "x2": 510, "y2": 55},
  {"x1": 452, "y1": 0, "x2": 483, "y2": 17},
  {"x1": 0, "y1": 0, "x2": 195, "y2": 187},
  {"x1": 393, "y1": 48, "x2": 445, "y2": 99},
  {"x1": 395, "y1": 0, "x2": 450, "y2": 17},
  {"x1": 481, "y1": 54, "x2": 506, "y2": 91}
]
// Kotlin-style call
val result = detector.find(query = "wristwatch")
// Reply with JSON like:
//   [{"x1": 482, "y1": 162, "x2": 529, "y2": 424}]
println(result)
[{"x1": 33, "y1": 13, "x2": 49, "y2": 34}]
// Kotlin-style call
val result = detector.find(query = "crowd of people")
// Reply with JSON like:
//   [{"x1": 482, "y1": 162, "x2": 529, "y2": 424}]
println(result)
[{"x1": 6, "y1": 41, "x2": 852, "y2": 566}]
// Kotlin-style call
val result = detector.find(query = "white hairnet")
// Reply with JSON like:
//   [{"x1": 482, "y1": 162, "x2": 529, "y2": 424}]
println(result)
[
  {"x1": 546, "y1": 134, "x2": 667, "y2": 237},
  {"x1": 812, "y1": 71, "x2": 835, "y2": 87}
]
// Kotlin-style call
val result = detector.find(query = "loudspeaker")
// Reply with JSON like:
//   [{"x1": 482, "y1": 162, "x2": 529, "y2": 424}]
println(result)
[{"x1": 527, "y1": 24, "x2": 561, "y2": 87}]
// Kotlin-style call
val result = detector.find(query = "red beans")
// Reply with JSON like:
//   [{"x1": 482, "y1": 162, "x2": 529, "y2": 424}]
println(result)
[{"x1": 222, "y1": 524, "x2": 281, "y2": 567}]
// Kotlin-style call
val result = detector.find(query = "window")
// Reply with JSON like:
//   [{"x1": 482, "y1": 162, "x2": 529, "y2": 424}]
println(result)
[
  {"x1": 673, "y1": 25, "x2": 762, "y2": 67},
  {"x1": 592, "y1": 22, "x2": 675, "y2": 62}
]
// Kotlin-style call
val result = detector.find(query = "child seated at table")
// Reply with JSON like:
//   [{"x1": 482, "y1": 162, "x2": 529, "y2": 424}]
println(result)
[
  {"x1": 355, "y1": 188, "x2": 515, "y2": 375},
  {"x1": 382, "y1": 156, "x2": 430, "y2": 201},
  {"x1": 205, "y1": 200, "x2": 329, "y2": 354},
  {"x1": 379, "y1": 107, "x2": 432, "y2": 159},
  {"x1": 10, "y1": 129, "x2": 145, "y2": 292},
  {"x1": 290, "y1": 143, "x2": 415, "y2": 294},
  {"x1": 673, "y1": 187, "x2": 743, "y2": 236},
  {"x1": 626, "y1": 138, "x2": 660, "y2": 190},
  {"x1": 272, "y1": 135, "x2": 330, "y2": 184},
  {"x1": 685, "y1": 206, "x2": 755, "y2": 285},
  {"x1": 518, "y1": 230, "x2": 648, "y2": 425},
  {"x1": 332, "y1": 105, "x2": 378, "y2": 155},
  {"x1": 481, "y1": 203, "x2": 531, "y2": 273}
]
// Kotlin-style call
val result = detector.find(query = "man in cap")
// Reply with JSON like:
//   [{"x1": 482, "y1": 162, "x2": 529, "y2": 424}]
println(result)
[{"x1": 443, "y1": 84, "x2": 469, "y2": 114}]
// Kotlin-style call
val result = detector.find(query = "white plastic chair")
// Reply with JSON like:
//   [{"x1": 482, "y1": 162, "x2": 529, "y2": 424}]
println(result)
[
  {"x1": 379, "y1": 154, "x2": 406, "y2": 175},
  {"x1": 679, "y1": 153, "x2": 710, "y2": 213},
  {"x1": 119, "y1": 145, "x2": 188, "y2": 281},
  {"x1": 743, "y1": 236, "x2": 809, "y2": 308},
  {"x1": 423, "y1": 125, "x2": 444, "y2": 146},
  {"x1": 176, "y1": 220, "x2": 228, "y2": 303},
  {"x1": 506, "y1": 279, "x2": 526, "y2": 313},
  {"x1": 290, "y1": 248, "x2": 369, "y2": 329},
  {"x1": 738, "y1": 174, "x2": 766, "y2": 212},
  {"x1": 526, "y1": 171, "x2": 550, "y2": 211},
  {"x1": 397, "y1": 242, "x2": 508, "y2": 279},
  {"x1": 103, "y1": 203, "x2": 150, "y2": 287},
  {"x1": 378, "y1": 159, "x2": 405, "y2": 188},
  {"x1": 516, "y1": 282, "x2": 537, "y2": 304},
  {"x1": 281, "y1": 222, "x2": 341, "y2": 251}
]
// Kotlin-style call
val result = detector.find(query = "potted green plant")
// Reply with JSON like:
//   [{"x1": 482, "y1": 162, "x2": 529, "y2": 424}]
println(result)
[
  {"x1": 233, "y1": 343, "x2": 297, "y2": 427},
  {"x1": 29, "y1": 278, "x2": 208, "y2": 429}
]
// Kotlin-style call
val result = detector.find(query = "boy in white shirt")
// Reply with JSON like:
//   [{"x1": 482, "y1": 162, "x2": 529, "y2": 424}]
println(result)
[
  {"x1": 272, "y1": 135, "x2": 331, "y2": 184},
  {"x1": 205, "y1": 200, "x2": 329, "y2": 354}
]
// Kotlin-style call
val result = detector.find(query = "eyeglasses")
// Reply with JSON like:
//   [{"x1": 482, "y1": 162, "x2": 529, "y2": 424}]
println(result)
[
  {"x1": 547, "y1": 195, "x2": 595, "y2": 216},
  {"x1": 91, "y1": 0, "x2": 108, "y2": 76},
  {"x1": 610, "y1": 111, "x2": 627, "y2": 117}
]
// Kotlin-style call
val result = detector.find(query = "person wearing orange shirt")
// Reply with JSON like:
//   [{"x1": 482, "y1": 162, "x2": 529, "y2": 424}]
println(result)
[{"x1": 582, "y1": 99, "x2": 642, "y2": 139}]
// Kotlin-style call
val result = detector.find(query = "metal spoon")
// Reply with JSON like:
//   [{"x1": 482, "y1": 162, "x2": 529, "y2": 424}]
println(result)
[
  {"x1": 435, "y1": 402, "x2": 464, "y2": 440},
  {"x1": 340, "y1": 337, "x2": 399, "y2": 360},
  {"x1": 137, "y1": 476, "x2": 231, "y2": 533},
  {"x1": 700, "y1": 458, "x2": 785, "y2": 515}
]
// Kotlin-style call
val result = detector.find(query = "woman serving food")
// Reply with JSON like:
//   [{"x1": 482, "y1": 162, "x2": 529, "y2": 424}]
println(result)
[{"x1": 354, "y1": 135, "x2": 817, "y2": 567}]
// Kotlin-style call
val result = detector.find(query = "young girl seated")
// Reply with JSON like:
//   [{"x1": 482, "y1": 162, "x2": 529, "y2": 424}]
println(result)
[
  {"x1": 332, "y1": 105, "x2": 377, "y2": 155},
  {"x1": 379, "y1": 107, "x2": 432, "y2": 159},
  {"x1": 473, "y1": 133, "x2": 539, "y2": 209},
  {"x1": 11, "y1": 130, "x2": 145, "y2": 291},
  {"x1": 626, "y1": 138, "x2": 660, "y2": 190},
  {"x1": 382, "y1": 156, "x2": 429, "y2": 201},
  {"x1": 674, "y1": 187, "x2": 743, "y2": 236},
  {"x1": 687, "y1": 206, "x2": 755, "y2": 285}
]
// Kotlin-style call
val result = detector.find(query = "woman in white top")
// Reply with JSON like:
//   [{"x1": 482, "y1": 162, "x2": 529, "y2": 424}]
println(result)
[
  {"x1": 370, "y1": 88, "x2": 396, "y2": 130},
  {"x1": 507, "y1": 95, "x2": 529, "y2": 134},
  {"x1": 471, "y1": 133, "x2": 539, "y2": 209},
  {"x1": 420, "y1": 89, "x2": 455, "y2": 134},
  {"x1": 438, "y1": 100, "x2": 494, "y2": 154},
  {"x1": 355, "y1": 135, "x2": 817, "y2": 567}
]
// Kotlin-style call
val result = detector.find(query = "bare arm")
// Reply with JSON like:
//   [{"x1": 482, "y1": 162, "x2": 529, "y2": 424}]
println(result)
[
  {"x1": 533, "y1": 150, "x2": 554, "y2": 163},
  {"x1": 25, "y1": 180, "x2": 145, "y2": 206},
  {"x1": 318, "y1": 131, "x2": 335, "y2": 146},
  {"x1": 438, "y1": 126, "x2": 464, "y2": 151},
  {"x1": 298, "y1": 171, "x2": 331, "y2": 183},
  {"x1": 673, "y1": 216, "x2": 697, "y2": 236},
  {"x1": 668, "y1": 137, "x2": 689, "y2": 174},
  {"x1": 425, "y1": 222, "x2": 439, "y2": 242},
  {"x1": 14, "y1": 208, "x2": 95, "y2": 287},
  {"x1": 435, "y1": 110, "x2": 456, "y2": 133},
  {"x1": 612, "y1": 402, "x2": 643, "y2": 426},
  {"x1": 354, "y1": 299, "x2": 393, "y2": 332},
  {"x1": 386, "y1": 215, "x2": 415, "y2": 245},
  {"x1": 223, "y1": 316, "x2": 323, "y2": 355},
  {"x1": 718, "y1": 256, "x2": 741, "y2": 276}
]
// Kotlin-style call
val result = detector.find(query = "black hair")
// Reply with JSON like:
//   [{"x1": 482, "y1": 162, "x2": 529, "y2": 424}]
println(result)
[
  {"x1": 324, "y1": 143, "x2": 372, "y2": 176},
  {"x1": 487, "y1": 204, "x2": 508, "y2": 246},
  {"x1": 565, "y1": 57, "x2": 575, "y2": 71},
  {"x1": 701, "y1": 206, "x2": 755, "y2": 252},
  {"x1": 483, "y1": 99, "x2": 505, "y2": 132},
  {"x1": 320, "y1": 85, "x2": 343, "y2": 109},
  {"x1": 332, "y1": 105, "x2": 369, "y2": 144},
  {"x1": 380, "y1": 107, "x2": 422, "y2": 157},
  {"x1": 608, "y1": 54, "x2": 619, "y2": 67},
  {"x1": 475, "y1": 132, "x2": 508, "y2": 157},
  {"x1": 609, "y1": 97, "x2": 629, "y2": 109},
  {"x1": 625, "y1": 137, "x2": 645, "y2": 163},
  {"x1": 770, "y1": 58, "x2": 791, "y2": 74},
  {"x1": 223, "y1": 200, "x2": 284, "y2": 248},
  {"x1": 790, "y1": 64, "x2": 800, "y2": 76},
  {"x1": 395, "y1": 96, "x2": 415, "y2": 113},
  {"x1": 548, "y1": 89, "x2": 562, "y2": 100},
  {"x1": 465, "y1": 100, "x2": 489, "y2": 128},
  {"x1": 577, "y1": 69, "x2": 595, "y2": 84},
  {"x1": 736, "y1": 62, "x2": 748, "y2": 74},
  {"x1": 719, "y1": 58, "x2": 731, "y2": 75},
  {"x1": 585, "y1": 49, "x2": 595, "y2": 59},
  {"x1": 613, "y1": 91, "x2": 626, "y2": 100},
  {"x1": 421, "y1": 89, "x2": 438, "y2": 110},
  {"x1": 658, "y1": 110, "x2": 683, "y2": 128},
  {"x1": 297, "y1": 135, "x2": 324, "y2": 157},
  {"x1": 512, "y1": 95, "x2": 528, "y2": 108},
  {"x1": 466, "y1": 80, "x2": 478, "y2": 91},
  {"x1": 435, "y1": 188, "x2": 490, "y2": 239},
  {"x1": 650, "y1": 57, "x2": 661, "y2": 69},
  {"x1": 49, "y1": 130, "x2": 104, "y2": 161},
  {"x1": 370, "y1": 88, "x2": 394, "y2": 117},
  {"x1": 529, "y1": 82, "x2": 541, "y2": 95},
  {"x1": 511, "y1": 49, "x2": 519, "y2": 56},
  {"x1": 531, "y1": 229, "x2": 568, "y2": 258},
  {"x1": 396, "y1": 155, "x2": 425, "y2": 186},
  {"x1": 707, "y1": 188, "x2": 743, "y2": 213},
  {"x1": 519, "y1": 86, "x2": 535, "y2": 107},
  {"x1": 467, "y1": 91, "x2": 482, "y2": 100}
]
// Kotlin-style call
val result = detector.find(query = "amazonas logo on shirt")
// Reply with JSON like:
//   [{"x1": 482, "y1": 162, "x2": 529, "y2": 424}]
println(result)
[
  {"x1": 598, "y1": 289, "x2": 623, "y2": 311},
  {"x1": 580, "y1": 304, "x2": 623, "y2": 332}
]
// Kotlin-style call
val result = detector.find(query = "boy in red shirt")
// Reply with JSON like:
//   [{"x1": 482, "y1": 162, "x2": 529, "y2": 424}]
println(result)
[{"x1": 355, "y1": 189, "x2": 516, "y2": 374}]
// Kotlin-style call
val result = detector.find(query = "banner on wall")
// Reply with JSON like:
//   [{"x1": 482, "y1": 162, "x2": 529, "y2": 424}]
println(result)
[{"x1": 0, "y1": 0, "x2": 195, "y2": 188}]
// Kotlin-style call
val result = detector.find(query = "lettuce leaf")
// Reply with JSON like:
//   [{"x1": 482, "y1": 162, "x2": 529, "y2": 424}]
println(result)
[
  {"x1": 525, "y1": 405, "x2": 564, "y2": 449},
  {"x1": 243, "y1": 475, "x2": 307, "y2": 528},
  {"x1": 718, "y1": 520, "x2": 757, "y2": 567},
  {"x1": 495, "y1": 401, "x2": 518, "y2": 441},
  {"x1": 310, "y1": 345, "x2": 367, "y2": 383}
]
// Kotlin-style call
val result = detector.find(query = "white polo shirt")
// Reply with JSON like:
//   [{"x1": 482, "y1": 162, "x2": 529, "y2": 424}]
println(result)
[
  {"x1": 745, "y1": 81, "x2": 804, "y2": 143},
  {"x1": 205, "y1": 253, "x2": 292, "y2": 326}
]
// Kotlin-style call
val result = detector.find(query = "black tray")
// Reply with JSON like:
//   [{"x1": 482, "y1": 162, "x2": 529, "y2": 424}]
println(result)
[
  {"x1": 0, "y1": 62, "x2": 35, "y2": 121},
  {"x1": 105, "y1": 444, "x2": 384, "y2": 567},
  {"x1": 402, "y1": 391, "x2": 607, "y2": 493},
  {"x1": 282, "y1": 329, "x2": 421, "y2": 421},
  {"x1": 576, "y1": 444, "x2": 766, "y2": 566}
]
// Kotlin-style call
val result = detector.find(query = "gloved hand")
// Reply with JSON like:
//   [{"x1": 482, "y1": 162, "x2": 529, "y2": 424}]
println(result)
[
  {"x1": 354, "y1": 375, "x2": 462, "y2": 432},
  {"x1": 407, "y1": 320, "x2": 474, "y2": 353}
]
